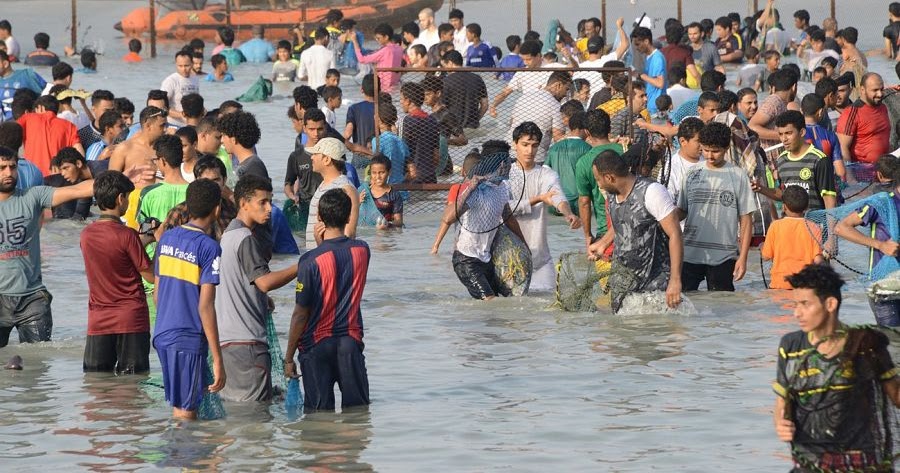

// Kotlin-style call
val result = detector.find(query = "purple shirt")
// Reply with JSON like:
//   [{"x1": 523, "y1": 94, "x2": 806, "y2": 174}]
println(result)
[{"x1": 354, "y1": 43, "x2": 404, "y2": 92}]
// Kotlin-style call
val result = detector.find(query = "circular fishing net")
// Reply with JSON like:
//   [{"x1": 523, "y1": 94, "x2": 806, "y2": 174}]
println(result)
[{"x1": 556, "y1": 252, "x2": 614, "y2": 311}]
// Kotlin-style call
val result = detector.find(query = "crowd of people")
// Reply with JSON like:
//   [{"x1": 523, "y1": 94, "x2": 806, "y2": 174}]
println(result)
[{"x1": 2, "y1": 1, "x2": 900, "y2": 470}]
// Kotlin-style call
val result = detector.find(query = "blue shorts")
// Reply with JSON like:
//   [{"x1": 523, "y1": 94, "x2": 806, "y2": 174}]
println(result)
[{"x1": 156, "y1": 345, "x2": 207, "y2": 411}]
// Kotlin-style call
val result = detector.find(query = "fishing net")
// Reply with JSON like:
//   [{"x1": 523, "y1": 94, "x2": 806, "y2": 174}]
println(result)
[
  {"x1": 138, "y1": 354, "x2": 226, "y2": 420},
  {"x1": 236, "y1": 76, "x2": 273, "y2": 103},
  {"x1": 266, "y1": 311, "x2": 303, "y2": 415},
  {"x1": 491, "y1": 226, "x2": 532, "y2": 296},
  {"x1": 454, "y1": 152, "x2": 522, "y2": 234},
  {"x1": 282, "y1": 200, "x2": 305, "y2": 232},
  {"x1": 781, "y1": 325, "x2": 900, "y2": 472},
  {"x1": 357, "y1": 182, "x2": 382, "y2": 227},
  {"x1": 805, "y1": 192, "x2": 900, "y2": 281}
]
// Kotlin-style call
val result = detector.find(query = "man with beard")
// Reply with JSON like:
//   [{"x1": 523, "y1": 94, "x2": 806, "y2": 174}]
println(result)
[{"x1": 837, "y1": 72, "x2": 890, "y2": 166}]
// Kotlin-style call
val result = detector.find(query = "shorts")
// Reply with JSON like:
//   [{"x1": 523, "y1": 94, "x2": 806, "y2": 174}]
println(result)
[
  {"x1": 867, "y1": 295, "x2": 900, "y2": 327},
  {"x1": 156, "y1": 344, "x2": 208, "y2": 411},
  {"x1": 219, "y1": 342, "x2": 273, "y2": 402},
  {"x1": 83, "y1": 332, "x2": 151, "y2": 374},
  {"x1": 681, "y1": 260, "x2": 736, "y2": 292},
  {"x1": 0, "y1": 289, "x2": 53, "y2": 348},
  {"x1": 298, "y1": 336, "x2": 369, "y2": 412},
  {"x1": 452, "y1": 251, "x2": 509, "y2": 300}
]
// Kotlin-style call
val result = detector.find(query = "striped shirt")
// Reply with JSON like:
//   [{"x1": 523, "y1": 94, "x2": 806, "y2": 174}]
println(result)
[
  {"x1": 85, "y1": 140, "x2": 107, "y2": 161},
  {"x1": 776, "y1": 145, "x2": 836, "y2": 211},
  {"x1": 295, "y1": 236, "x2": 370, "y2": 352}
]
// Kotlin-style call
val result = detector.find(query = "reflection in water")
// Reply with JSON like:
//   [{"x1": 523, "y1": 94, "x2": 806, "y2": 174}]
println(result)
[
  {"x1": 590, "y1": 315, "x2": 688, "y2": 366},
  {"x1": 284, "y1": 409, "x2": 373, "y2": 471}
]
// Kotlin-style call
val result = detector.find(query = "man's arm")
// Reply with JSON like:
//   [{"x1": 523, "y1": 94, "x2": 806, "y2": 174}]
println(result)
[
  {"x1": 658, "y1": 211, "x2": 683, "y2": 308},
  {"x1": 490, "y1": 87, "x2": 514, "y2": 117},
  {"x1": 284, "y1": 183, "x2": 298, "y2": 203},
  {"x1": 886, "y1": 37, "x2": 895, "y2": 59},
  {"x1": 199, "y1": 283, "x2": 225, "y2": 393},
  {"x1": 837, "y1": 132, "x2": 855, "y2": 167},
  {"x1": 612, "y1": 18, "x2": 629, "y2": 59},
  {"x1": 344, "y1": 184, "x2": 359, "y2": 239},
  {"x1": 748, "y1": 111, "x2": 780, "y2": 141},
  {"x1": 343, "y1": 121, "x2": 355, "y2": 140},
  {"x1": 640, "y1": 71, "x2": 665, "y2": 89},
  {"x1": 284, "y1": 303, "x2": 310, "y2": 378},
  {"x1": 835, "y1": 211, "x2": 900, "y2": 255},
  {"x1": 734, "y1": 213, "x2": 753, "y2": 281},
  {"x1": 720, "y1": 48, "x2": 744, "y2": 63},
  {"x1": 255, "y1": 265, "x2": 299, "y2": 293},
  {"x1": 773, "y1": 396, "x2": 795, "y2": 442},
  {"x1": 51, "y1": 178, "x2": 93, "y2": 207},
  {"x1": 578, "y1": 196, "x2": 593, "y2": 249}
]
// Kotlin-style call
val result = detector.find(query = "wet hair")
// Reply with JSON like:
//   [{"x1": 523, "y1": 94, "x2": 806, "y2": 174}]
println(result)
[
  {"x1": 186, "y1": 178, "x2": 222, "y2": 219},
  {"x1": 523, "y1": 30, "x2": 540, "y2": 42},
  {"x1": 700, "y1": 18, "x2": 714, "y2": 35},
  {"x1": 321, "y1": 85, "x2": 342, "y2": 102},
  {"x1": 234, "y1": 173, "x2": 273, "y2": 205},
  {"x1": 568, "y1": 111, "x2": 586, "y2": 131},
  {"x1": 785, "y1": 264, "x2": 845, "y2": 308},
  {"x1": 512, "y1": 121, "x2": 543, "y2": 143},
  {"x1": 147, "y1": 89, "x2": 169, "y2": 109},
  {"x1": 181, "y1": 93, "x2": 204, "y2": 119},
  {"x1": 401, "y1": 21, "x2": 420, "y2": 38},
  {"x1": 369, "y1": 154, "x2": 392, "y2": 172},
  {"x1": 573, "y1": 78, "x2": 590, "y2": 94},
  {"x1": 593, "y1": 149, "x2": 629, "y2": 177},
  {"x1": 794, "y1": 9, "x2": 810, "y2": 23},
  {"x1": 506, "y1": 35, "x2": 522, "y2": 52},
  {"x1": 801, "y1": 94, "x2": 825, "y2": 117},
  {"x1": 837, "y1": 27, "x2": 858, "y2": 44},
  {"x1": 314, "y1": 26, "x2": 330, "y2": 42},
  {"x1": 409, "y1": 44, "x2": 427, "y2": 59},
  {"x1": 449, "y1": 8, "x2": 464, "y2": 20},
  {"x1": 115, "y1": 97, "x2": 135, "y2": 116},
  {"x1": 700, "y1": 70, "x2": 727, "y2": 92},
  {"x1": 154, "y1": 134, "x2": 184, "y2": 168},
  {"x1": 174, "y1": 49, "x2": 192, "y2": 63},
  {"x1": 810, "y1": 29, "x2": 826, "y2": 44},
  {"x1": 92, "y1": 89, "x2": 115, "y2": 107},
  {"x1": 584, "y1": 109, "x2": 611, "y2": 138},
  {"x1": 560, "y1": 99, "x2": 585, "y2": 119},
  {"x1": 0, "y1": 122, "x2": 23, "y2": 150},
  {"x1": 94, "y1": 170, "x2": 135, "y2": 211},
  {"x1": 80, "y1": 49, "x2": 96, "y2": 69},
  {"x1": 630, "y1": 26, "x2": 652, "y2": 42},
  {"x1": 51, "y1": 62, "x2": 73, "y2": 81},
  {"x1": 176, "y1": 125, "x2": 198, "y2": 146},
  {"x1": 442, "y1": 49, "x2": 463, "y2": 66},
  {"x1": 677, "y1": 117, "x2": 704, "y2": 140},
  {"x1": 217, "y1": 110, "x2": 261, "y2": 148},
  {"x1": 782, "y1": 63, "x2": 801, "y2": 82},
  {"x1": 547, "y1": 70, "x2": 573, "y2": 88},
  {"x1": 276, "y1": 39, "x2": 292, "y2": 51},
  {"x1": 698, "y1": 121, "x2": 732, "y2": 149},
  {"x1": 293, "y1": 85, "x2": 318, "y2": 110},
  {"x1": 782, "y1": 185, "x2": 810, "y2": 214},
  {"x1": 438, "y1": 23, "x2": 455, "y2": 37},
  {"x1": 139, "y1": 105, "x2": 166, "y2": 125},
  {"x1": 303, "y1": 107, "x2": 326, "y2": 124},
  {"x1": 0, "y1": 21, "x2": 11, "y2": 33},
  {"x1": 193, "y1": 155, "x2": 226, "y2": 180},
  {"x1": 218, "y1": 26, "x2": 236, "y2": 46},
  {"x1": 319, "y1": 188, "x2": 352, "y2": 228},
  {"x1": 812, "y1": 66, "x2": 828, "y2": 78},
  {"x1": 520, "y1": 40, "x2": 542, "y2": 57},
  {"x1": 34, "y1": 94, "x2": 59, "y2": 114},
  {"x1": 127, "y1": 38, "x2": 142, "y2": 54},
  {"x1": 716, "y1": 90, "x2": 737, "y2": 113},
  {"x1": 879, "y1": 154, "x2": 899, "y2": 181},
  {"x1": 466, "y1": 23, "x2": 482, "y2": 39},
  {"x1": 325, "y1": 8, "x2": 344, "y2": 24},
  {"x1": 762, "y1": 49, "x2": 781, "y2": 63},
  {"x1": 98, "y1": 110, "x2": 122, "y2": 135},
  {"x1": 33, "y1": 32, "x2": 50, "y2": 49},
  {"x1": 192, "y1": 51, "x2": 203, "y2": 62},
  {"x1": 656, "y1": 94, "x2": 673, "y2": 112},
  {"x1": 745, "y1": 46, "x2": 760, "y2": 61},
  {"x1": 892, "y1": 2, "x2": 900, "y2": 17},
  {"x1": 698, "y1": 91, "x2": 721, "y2": 109},
  {"x1": 218, "y1": 100, "x2": 242, "y2": 115},
  {"x1": 821, "y1": 56, "x2": 838, "y2": 69},
  {"x1": 378, "y1": 99, "x2": 398, "y2": 127},
  {"x1": 197, "y1": 115, "x2": 218, "y2": 134},
  {"x1": 210, "y1": 53, "x2": 226, "y2": 69},
  {"x1": 400, "y1": 82, "x2": 425, "y2": 107}
]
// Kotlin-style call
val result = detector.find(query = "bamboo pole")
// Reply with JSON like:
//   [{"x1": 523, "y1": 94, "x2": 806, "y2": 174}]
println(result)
[
  {"x1": 601, "y1": 0, "x2": 607, "y2": 40},
  {"x1": 71, "y1": 0, "x2": 77, "y2": 52},
  {"x1": 226, "y1": 0, "x2": 232, "y2": 27},
  {"x1": 830, "y1": 0, "x2": 836, "y2": 20},
  {"x1": 677, "y1": 0, "x2": 683, "y2": 23},
  {"x1": 526, "y1": 0, "x2": 532, "y2": 32},
  {"x1": 149, "y1": 0, "x2": 157, "y2": 58}
]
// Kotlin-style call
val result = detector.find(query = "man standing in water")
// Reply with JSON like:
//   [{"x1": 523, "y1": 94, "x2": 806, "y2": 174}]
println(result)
[
  {"x1": 588, "y1": 150, "x2": 683, "y2": 313},
  {"x1": 773, "y1": 264, "x2": 900, "y2": 471},
  {"x1": 0, "y1": 146, "x2": 133, "y2": 347}
]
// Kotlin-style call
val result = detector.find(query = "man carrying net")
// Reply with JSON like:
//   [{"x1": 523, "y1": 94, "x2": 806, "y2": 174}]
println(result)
[
  {"x1": 773, "y1": 264, "x2": 900, "y2": 472},
  {"x1": 587, "y1": 150, "x2": 683, "y2": 313}
]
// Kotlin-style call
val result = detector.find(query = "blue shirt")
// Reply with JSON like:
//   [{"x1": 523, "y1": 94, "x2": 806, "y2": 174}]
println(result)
[
  {"x1": 85, "y1": 141, "x2": 106, "y2": 161},
  {"x1": 204, "y1": 72, "x2": 234, "y2": 83},
  {"x1": 238, "y1": 38, "x2": 276, "y2": 63},
  {"x1": 153, "y1": 224, "x2": 221, "y2": 351},
  {"x1": 644, "y1": 49, "x2": 667, "y2": 113},
  {"x1": 466, "y1": 42, "x2": 496, "y2": 68},
  {"x1": 372, "y1": 131, "x2": 409, "y2": 184},
  {"x1": 345, "y1": 161, "x2": 360, "y2": 188},
  {"x1": 16, "y1": 158, "x2": 43, "y2": 190},
  {"x1": 497, "y1": 54, "x2": 525, "y2": 81},
  {"x1": 0, "y1": 69, "x2": 46, "y2": 121},
  {"x1": 804, "y1": 124, "x2": 842, "y2": 162}
]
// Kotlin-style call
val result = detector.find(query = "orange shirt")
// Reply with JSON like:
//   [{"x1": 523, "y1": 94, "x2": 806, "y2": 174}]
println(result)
[
  {"x1": 17, "y1": 111, "x2": 80, "y2": 176},
  {"x1": 123, "y1": 52, "x2": 142, "y2": 63},
  {"x1": 761, "y1": 217, "x2": 822, "y2": 289}
]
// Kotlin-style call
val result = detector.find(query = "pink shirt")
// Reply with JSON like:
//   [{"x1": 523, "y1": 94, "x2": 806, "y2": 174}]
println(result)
[{"x1": 355, "y1": 43, "x2": 404, "y2": 92}]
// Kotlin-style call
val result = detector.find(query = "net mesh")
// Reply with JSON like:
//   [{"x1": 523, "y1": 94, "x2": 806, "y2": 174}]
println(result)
[
  {"x1": 267, "y1": 312, "x2": 303, "y2": 414},
  {"x1": 805, "y1": 192, "x2": 900, "y2": 281},
  {"x1": 139, "y1": 355, "x2": 226, "y2": 420},
  {"x1": 357, "y1": 182, "x2": 382, "y2": 227}
]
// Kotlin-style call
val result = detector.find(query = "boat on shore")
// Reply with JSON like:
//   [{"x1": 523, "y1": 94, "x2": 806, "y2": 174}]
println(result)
[{"x1": 115, "y1": 0, "x2": 443, "y2": 42}]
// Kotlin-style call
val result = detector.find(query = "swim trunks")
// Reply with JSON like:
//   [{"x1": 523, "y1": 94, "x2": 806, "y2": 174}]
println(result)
[
  {"x1": 157, "y1": 344, "x2": 207, "y2": 411},
  {"x1": 83, "y1": 332, "x2": 151, "y2": 374}
]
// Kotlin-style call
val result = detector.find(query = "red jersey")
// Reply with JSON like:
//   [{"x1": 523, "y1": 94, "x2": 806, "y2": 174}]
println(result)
[
  {"x1": 17, "y1": 111, "x2": 80, "y2": 176},
  {"x1": 80, "y1": 219, "x2": 151, "y2": 335},
  {"x1": 836, "y1": 101, "x2": 890, "y2": 164}
]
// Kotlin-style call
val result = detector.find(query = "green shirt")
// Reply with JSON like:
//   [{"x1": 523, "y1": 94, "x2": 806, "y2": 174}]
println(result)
[
  {"x1": 137, "y1": 182, "x2": 188, "y2": 224},
  {"x1": 546, "y1": 137, "x2": 592, "y2": 210},
  {"x1": 575, "y1": 143, "x2": 624, "y2": 236}
]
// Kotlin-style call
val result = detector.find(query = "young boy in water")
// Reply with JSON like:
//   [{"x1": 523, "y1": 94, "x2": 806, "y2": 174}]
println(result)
[
  {"x1": 358, "y1": 154, "x2": 403, "y2": 229},
  {"x1": 272, "y1": 40, "x2": 300, "y2": 82},
  {"x1": 81, "y1": 171, "x2": 154, "y2": 374},
  {"x1": 773, "y1": 264, "x2": 900, "y2": 471},
  {"x1": 320, "y1": 85, "x2": 342, "y2": 130},
  {"x1": 286, "y1": 188, "x2": 370, "y2": 412},
  {"x1": 761, "y1": 185, "x2": 824, "y2": 289}
]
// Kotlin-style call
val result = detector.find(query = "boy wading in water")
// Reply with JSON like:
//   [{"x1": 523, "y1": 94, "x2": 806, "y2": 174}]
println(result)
[
  {"x1": 286, "y1": 188, "x2": 371, "y2": 412},
  {"x1": 773, "y1": 264, "x2": 900, "y2": 471}
]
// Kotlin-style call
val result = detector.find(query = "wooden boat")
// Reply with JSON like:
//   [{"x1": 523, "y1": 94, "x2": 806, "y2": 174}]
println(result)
[{"x1": 115, "y1": 0, "x2": 444, "y2": 41}]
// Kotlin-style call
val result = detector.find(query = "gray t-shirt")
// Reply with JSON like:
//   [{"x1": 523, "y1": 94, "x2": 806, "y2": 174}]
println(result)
[
  {"x1": 677, "y1": 162, "x2": 757, "y2": 266},
  {"x1": 0, "y1": 186, "x2": 54, "y2": 296},
  {"x1": 236, "y1": 154, "x2": 270, "y2": 182},
  {"x1": 692, "y1": 41, "x2": 721, "y2": 72},
  {"x1": 215, "y1": 218, "x2": 270, "y2": 345}
]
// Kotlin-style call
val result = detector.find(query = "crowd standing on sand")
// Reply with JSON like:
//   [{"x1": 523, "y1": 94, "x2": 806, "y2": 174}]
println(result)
[{"x1": 2, "y1": 1, "x2": 900, "y2": 469}]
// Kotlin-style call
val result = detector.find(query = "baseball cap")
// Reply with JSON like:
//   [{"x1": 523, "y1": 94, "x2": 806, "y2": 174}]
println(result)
[
  {"x1": 306, "y1": 137, "x2": 347, "y2": 161},
  {"x1": 587, "y1": 36, "x2": 605, "y2": 54}
]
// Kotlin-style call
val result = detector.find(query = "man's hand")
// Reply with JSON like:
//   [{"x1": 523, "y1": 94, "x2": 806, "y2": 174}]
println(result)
[
  {"x1": 314, "y1": 221, "x2": 327, "y2": 243},
  {"x1": 540, "y1": 189, "x2": 558, "y2": 206},
  {"x1": 285, "y1": 360, "x2": 298, "y2": 378},
  {"x1": 430, "y1": 244, "x2": 440, "y2": 255},
  {"x1": 733, "y1": 259, "x2": 747, "y2": 281},
  {"x1": 359, "y1": 188, "x2": 368, "y2": 201},
  {"x1": 588, "y1": 239, "x2": 610, "y2": 261},
  {"x1": 124, "y1": 165, "x2": 156, "y2": 186},
  {"x1": 665, "y1": 279, "x2": 682, "y2": 309},
  {"x1": 880, "y1": 240, "x2": 900, "y2": 257},
  {"x1": 489, "y1": 105, "x2": 498, "y2": 118},
  {"x1": 565, "y1": 214, "x2": 581, "y2": 229},
  {"x1": 775, "y1": 418, "x2": 795, "y2": 442},
  {"x1": 208, "y1": 359, "x2": 226, "y2": 393},
  {"x1": 616, "y1": 17, "x2": 625, "y2": 29}
]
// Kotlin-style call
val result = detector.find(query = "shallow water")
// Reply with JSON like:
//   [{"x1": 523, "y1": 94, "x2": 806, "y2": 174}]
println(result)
[{"x1": 1, "y1": 1, "x2": 899, "y2": 471}]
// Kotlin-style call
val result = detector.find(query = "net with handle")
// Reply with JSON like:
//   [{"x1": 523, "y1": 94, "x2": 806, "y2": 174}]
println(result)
[
  {"x1": 357, "y1": 182, "x2": 382, "y2": 227},
  {"x1": 805, "y1": 192, "x2": 900, "y2": 281}
]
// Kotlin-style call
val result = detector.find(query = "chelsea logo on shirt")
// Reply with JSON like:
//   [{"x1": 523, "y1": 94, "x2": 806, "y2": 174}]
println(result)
[{"x1": 799, "y1": 168, "x2": 813, "y2": 180}]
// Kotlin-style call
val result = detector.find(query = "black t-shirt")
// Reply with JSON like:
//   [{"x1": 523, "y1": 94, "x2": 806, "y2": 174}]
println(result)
[
  {"x1": 78, "y1": 124, "x2": 103, "y2": 150},
  {"x1": 284, "y1": 146, "x2": 323, "y2": 202},
  {"x1": 824, "y1": 37, "x2": 842, "y2": 55},
  {"x1": 236, "y1": 154, "x2": 270, "y2": 182},
  {"x1": 345, "y1": 100, "x2": 376, "y2": 145},
  {"x1": 43, "y1": 175, "x2": 91, "y2": 219},
  {"x1": 442, "y1": 71, "x2": 488, "y2": 129},
  {"x1": 401, "y1": 112, "x2": 441, "y2": 183},
  {"x1": 885, "y1": 21, "x2": 900, "y2": 56},
  {"x1": 589, "y1": 87, "x2": 613, "y2": 111},
  {"x1": 431, "y1": 107, "x2": 463, "y2": 138}
]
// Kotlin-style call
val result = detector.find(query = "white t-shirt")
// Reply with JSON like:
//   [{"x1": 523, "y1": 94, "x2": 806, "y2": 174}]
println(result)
[
  {"x1": 181, "y1": 163, "x2": 196, "y2": 183},
  {"x1": 573, "y1": 52, "x2": 617, "y2": 92},
  {"x1": 418, "y1": 28, "x2": 440, "y2": 50},
  {"x1": 453, "y1": 28, "x2": 471, "y2": 55},
  {"x1": 507, "y1": 69, "x2": 552, "y2": 94},
  {"x1": 455, "y1": 181, "x2": 510, "y2": 262},
  {"x1": 803, "y1": 49, "x2": 840, "y2": 72},
  {"x1": 160, "y1": 73, "x2": 200, "y2": 112},
  {"x1": 321, "y1": 106, "x2": 336, "y2": 129},
  {"x1": 58, "y1": 110, "x2": 90, "y2": 130},
  {"x1": 507, "y1": 165, "x2": 566, "y2": 290},
  {"x1": 5, "y1": 36, "x2": 20, "y2": 59},
  {"x1": 298, "y1": 44, "x2": 336, "y2": 90},
  {"x1": 666, "y1": 84, "x2": 698, "y2": 112},
  {"x1": 615, "y1": 181, "x2": 676, "y2": 222},
  {"x1": 508, "y1": 89, "x2": 563, "y2": 164}
]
